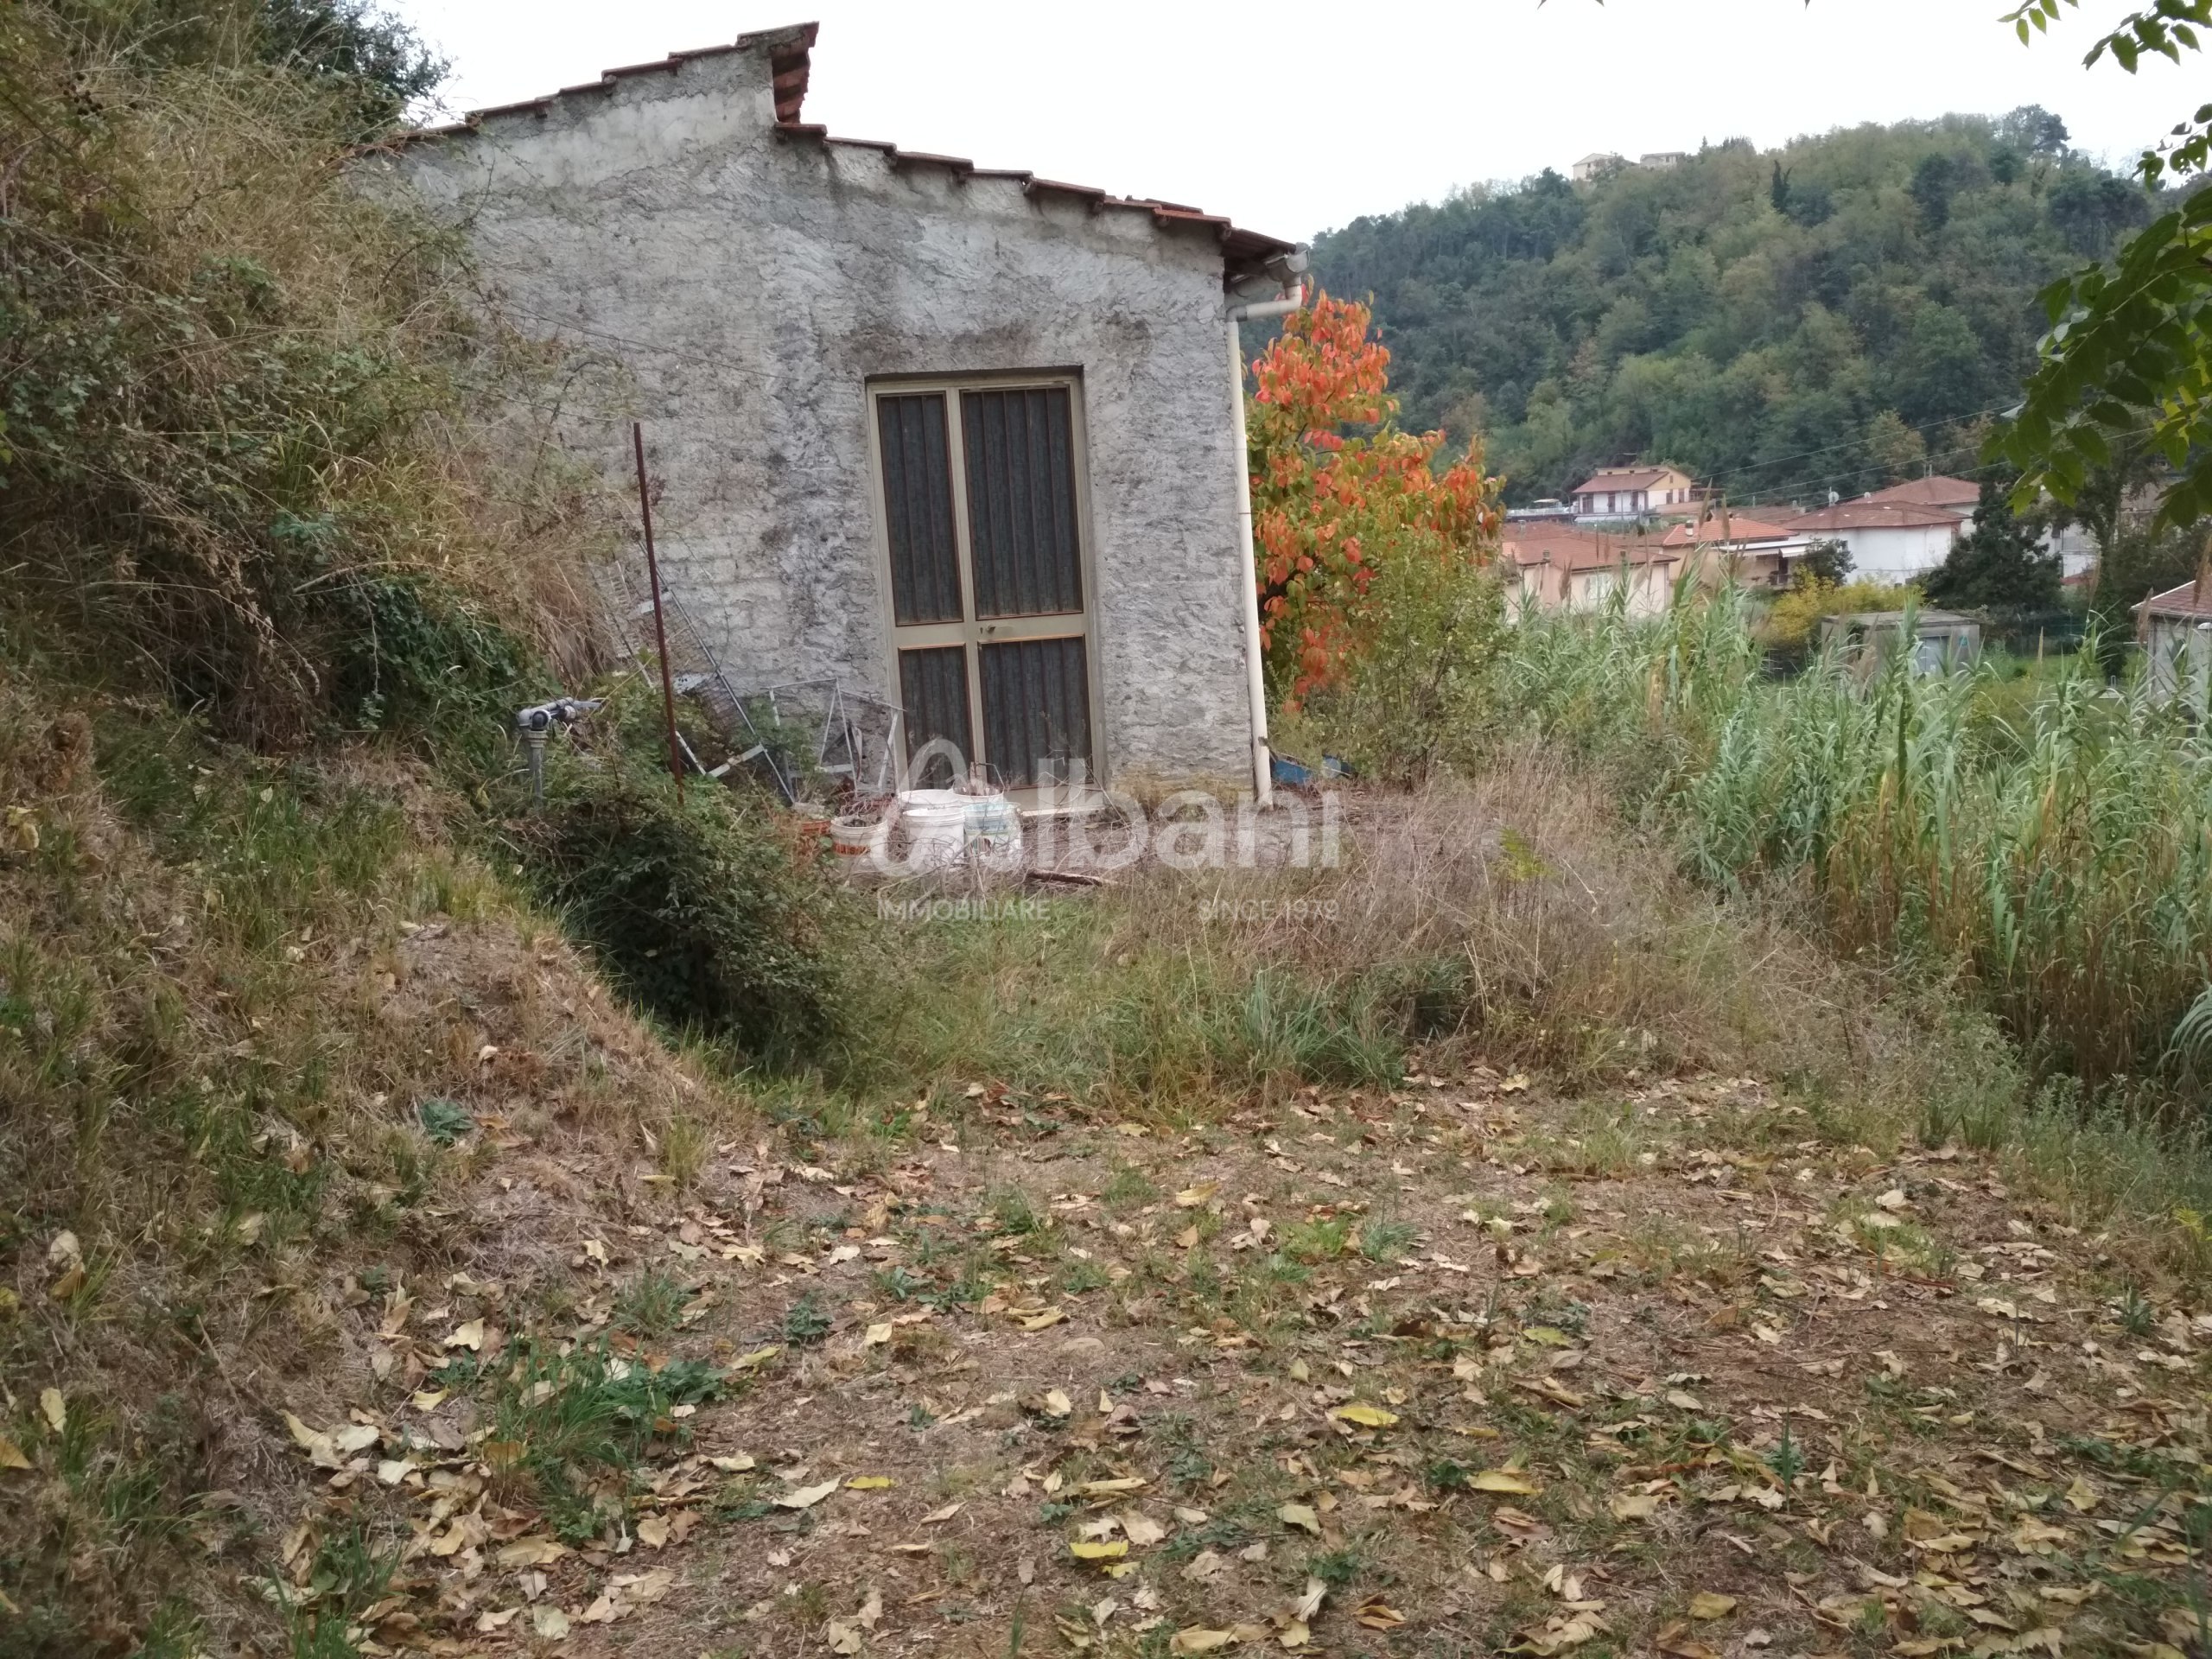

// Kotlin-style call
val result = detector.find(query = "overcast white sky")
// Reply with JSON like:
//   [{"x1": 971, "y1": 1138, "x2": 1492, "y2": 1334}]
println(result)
[{"x1": 386, "y1": 0, "x2": 2196, "y2": 242}]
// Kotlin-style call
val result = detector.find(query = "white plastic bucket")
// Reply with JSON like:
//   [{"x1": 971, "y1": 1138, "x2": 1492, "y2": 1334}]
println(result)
[
  {"x1": 896, "y1": 790, "x2": 970, "y2": 871},
  {"x1": 963, "y1": 795, "x2": 1024, "y2": 873},
  {"x1": 830, "y1": 814, "x2": 887, "y2": 862}
]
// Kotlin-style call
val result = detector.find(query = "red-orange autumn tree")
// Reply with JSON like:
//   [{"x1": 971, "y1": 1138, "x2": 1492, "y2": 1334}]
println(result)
[{"x1": 1249, "y1": 293, "x2": 1501, "y2": 710}]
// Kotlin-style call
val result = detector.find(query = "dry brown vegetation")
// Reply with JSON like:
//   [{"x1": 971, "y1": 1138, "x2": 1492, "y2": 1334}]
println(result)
[{"x1": 10, "y1": 664, "x2": 2211, "y2": 1658}]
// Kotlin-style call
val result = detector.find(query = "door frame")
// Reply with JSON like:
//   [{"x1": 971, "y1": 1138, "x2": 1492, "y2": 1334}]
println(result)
[{"x1": 861, "y1": 368, "x2": 1107, "y2": 798}]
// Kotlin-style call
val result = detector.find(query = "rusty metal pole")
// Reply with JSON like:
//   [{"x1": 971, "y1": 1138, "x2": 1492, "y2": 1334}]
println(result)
[{"x1": 632, "y1": 422, "x2": 685, "y2": 800}]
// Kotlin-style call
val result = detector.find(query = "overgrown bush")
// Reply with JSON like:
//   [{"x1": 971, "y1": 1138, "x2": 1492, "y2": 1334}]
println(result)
[
  {"x1": 516, "y1": 728, "x2": 840, "y2": 1060},
  {"x1": 0, "y1": 0, "x2": 603, "y2": 749},
  {"x1": 1275, "y1": 554, "x2": 1506, "y2": 785},
  {"x1": 1761, "y1": 573, "x2": 1922, "y2": 651}
]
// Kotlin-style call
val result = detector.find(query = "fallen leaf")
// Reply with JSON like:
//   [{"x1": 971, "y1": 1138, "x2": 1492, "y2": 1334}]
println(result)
[
  {"x1": 865, "y1": 1322, "x2": 893, "y2": 1347},
  {"x1": 531, "y1": 1605, "x2": 571, "y2": 1640},
  {"x1": 776, "y1": 1479, "x2": 839, "y2": 1510},
  {"x1": 709, "y1": 1453, "x2": 757, "y2": 1472},
  {"x1": 848, "y1": 1475, "x2": 896, "y2": 1490},
  {"x1": 495, "y1": 1535, "x2": 569, "y2": 1567},
  {"x1": 1174, "y1": 1184, "x2": 1220, "y2": 1209},
  {"x1": 283, "y1": 1411, "x2": 338, "y2": 1469},
  {"x1": 1170, "y1": 1630, "x2": 1236, "y2": 1655},
  {"x1": 827, "y1": 1618, "x2": 864, "y2": 1655},
  {"x1": 443, "y1": 1318, "x2": 485, "y2": 1351},
  {"x1": 0, "y1": 1436, "x2": 26, "y2": 1472},
  {"x1": 2064, "y1": 1476, "x2": 2100, "y2": 1513},
  {"x1": 1653, "y1": 1621, "x2": 1719, "y2": 1659},
  {"x1": 1329, "y1": 1404, "x2": 1399, "y2": 1428},
  {"x1": 1119, "y1": 1511, "x2": 1166, "y2": 1547},
  {"x1": 1471, "y1": 1470, "x2": 1540, "y2": 1495},
  {"x1": 1356, "y1": 1597, "x2": 1406, "y2": 1630},
  {"x1": 922, "y1": 1501, "x2": 963, "y2": 1523},
  {"x1": 635, "y1": 1514, "x2": 670, "y2": 1548},
  {"x1": 1278, "y1": 1502, "x2": 1320, "y2": 1535},
  {"x1": 1610, "y1": 1492, "x2": 1660, "y2": 1520},
  {"x1": 1081, "y1": 1477, "x2": 1148, "y2": 1496},
  {"x1": 1071, "y1": 1540, "x2": 1129, "y2": 1561},
  {"x1": 1020, "y1": 1308, "x2": 1066, "y2": 1332},
  {"x1": 38, "y1": 1389, "x2": 64, "y2": 1434},
  {"x1": 1688, "y1": 1592, "x2": 1737, "y2": 1621},
  {"x1": 734, "y1": 1345, "x2": 783, "y2": 1370}
]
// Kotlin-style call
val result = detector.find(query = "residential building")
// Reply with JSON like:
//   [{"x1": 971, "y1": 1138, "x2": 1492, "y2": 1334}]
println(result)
[
  {"x1": 1568, "y1": 465, "x2": 1698, "y2": 520},
  {"x1": 1658, "y1": 511, "x2": 1812, "y2": 589},
  {"x1": 1771, "y1": 500, "x2": 1961, "y2": 582},
  {"x1": 376, "y1": 22, "x2": 1301, "y2": 798},
  {"x1": 2137, "y1": 578, "x2": 2212, "y2": 712},
  {"x1": 1504, "y1": 524, "x2": 1700, "y2": 617},
  {"x1": 1859, "y1": 474, "x2": 1981, "y2": 528},
  {"x1": 1572, "y1": 152, "x2": 1626, "y2": 183},
  {"x1": 1638, "y1": 151, "x2": 1689, "y2": 169}
]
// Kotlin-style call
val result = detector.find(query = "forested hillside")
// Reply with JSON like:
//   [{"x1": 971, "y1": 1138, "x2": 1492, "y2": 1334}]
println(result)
[{"x1": 1308, "y1": 109, "x2": 2159, "y2": 505}]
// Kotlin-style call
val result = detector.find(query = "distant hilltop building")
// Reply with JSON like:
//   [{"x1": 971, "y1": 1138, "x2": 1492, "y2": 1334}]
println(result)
[{"x1": 1571, "y1": 150, "x2": 1688, "y2": 182}]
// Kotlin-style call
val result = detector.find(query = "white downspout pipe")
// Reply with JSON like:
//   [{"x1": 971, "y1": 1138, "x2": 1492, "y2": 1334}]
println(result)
[{"x1": 1227, "y1": 280, "x2": 1305, "y2": 809}]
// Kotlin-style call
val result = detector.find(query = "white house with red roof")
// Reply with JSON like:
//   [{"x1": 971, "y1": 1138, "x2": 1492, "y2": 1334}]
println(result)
[
  {"x1": 1772, "y1": 499, "x2": 1964, "y2": 581},
  {"x1": 1568, "y1": 466, "x2": 1699, "y2": 521}
]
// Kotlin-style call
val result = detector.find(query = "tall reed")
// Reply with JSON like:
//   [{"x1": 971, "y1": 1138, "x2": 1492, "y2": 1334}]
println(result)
[{"x1": 1497, "y1": 587, "x2": 2212, "y2": 1086}]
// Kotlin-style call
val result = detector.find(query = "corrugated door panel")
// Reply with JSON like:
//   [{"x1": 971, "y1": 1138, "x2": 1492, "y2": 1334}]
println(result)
[
  {"x1": 898, "y1": 646, "x2": 972, "y2": 787},
  {"x1": 961, "y1": 387, "x2": 1082, "y2": 618},
  {"x1": 980, "y1": 637, "x2": 1090, "y2": 788},
  {"x1": 877, "y1": 394, "x2": 963, "y2": 624}
]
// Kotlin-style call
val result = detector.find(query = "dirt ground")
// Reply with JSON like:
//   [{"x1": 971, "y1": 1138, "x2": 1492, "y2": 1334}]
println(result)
[{"x1": 295, "y1": 1061, "x2": 2212, "y2": 1659}]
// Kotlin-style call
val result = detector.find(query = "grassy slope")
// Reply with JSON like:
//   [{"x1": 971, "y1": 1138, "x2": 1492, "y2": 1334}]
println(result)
[
  {"x1": 10, "y1": 659, "x2": 2209, "y2": 1656},
  {"x1": 0, "y1": 658, "x2": 747, "y2": 1656}
]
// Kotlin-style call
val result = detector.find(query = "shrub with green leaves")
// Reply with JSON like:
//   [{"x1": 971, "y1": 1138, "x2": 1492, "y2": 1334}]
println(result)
[
  {"x1": 514, "y1": 732, "x2": 839, "y2": 1060},
  {"x1": 1276, "y1": 556, "x2": 1506, "y2": 785}
]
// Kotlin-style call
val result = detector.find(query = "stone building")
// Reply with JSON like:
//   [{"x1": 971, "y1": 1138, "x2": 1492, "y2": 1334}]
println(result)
[{"x1": 378, "y1": 22, "x2": 1301, "y2": 798}]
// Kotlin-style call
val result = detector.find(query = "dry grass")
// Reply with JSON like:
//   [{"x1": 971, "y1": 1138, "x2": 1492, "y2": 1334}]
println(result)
[{"x1": 0, "y1": 668, "x2": 753, "y2": 1654}]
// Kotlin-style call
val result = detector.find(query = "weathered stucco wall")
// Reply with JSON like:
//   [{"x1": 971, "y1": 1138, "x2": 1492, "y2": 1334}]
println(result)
[{"x1": 379, "y1": 31, "x2": 1257, "y2": 786}]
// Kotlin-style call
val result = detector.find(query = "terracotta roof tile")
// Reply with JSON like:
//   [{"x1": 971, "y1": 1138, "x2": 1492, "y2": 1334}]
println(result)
[
  {"x1": 2137, "y1": 578, "x2": 2212, "y2": 619},
  {"x1": 1660, "y1": 514, "x2": 1796, "y2": 546},
  {"x1": 1775, "y1": 501, "x2": 1963, "y2": 532},
  {"x1": 396, "y1": 22, "x2": 1298, "y2": 282},
  {"x1": 1858, "y1": 475, "x2": 1982, "y2": 512}
]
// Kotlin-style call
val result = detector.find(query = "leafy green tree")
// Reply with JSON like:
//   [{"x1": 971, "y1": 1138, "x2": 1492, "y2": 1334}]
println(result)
[
  {"x1": 1864, "y1": 410, "x2": 1929, "y2": 481},
  {"x1": 1922, "y1": 478, "x2": 2062, "y2": 610},
  {"x1": 1910, "y1": 154, "x2": 1957, "y2": 229},
  {"x1": 1993, "y1": 1, "x2": 2212, "y2": 529},
  {"x1": 1800, "y1": 537, "x2": 1854, "y2": 586}
]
